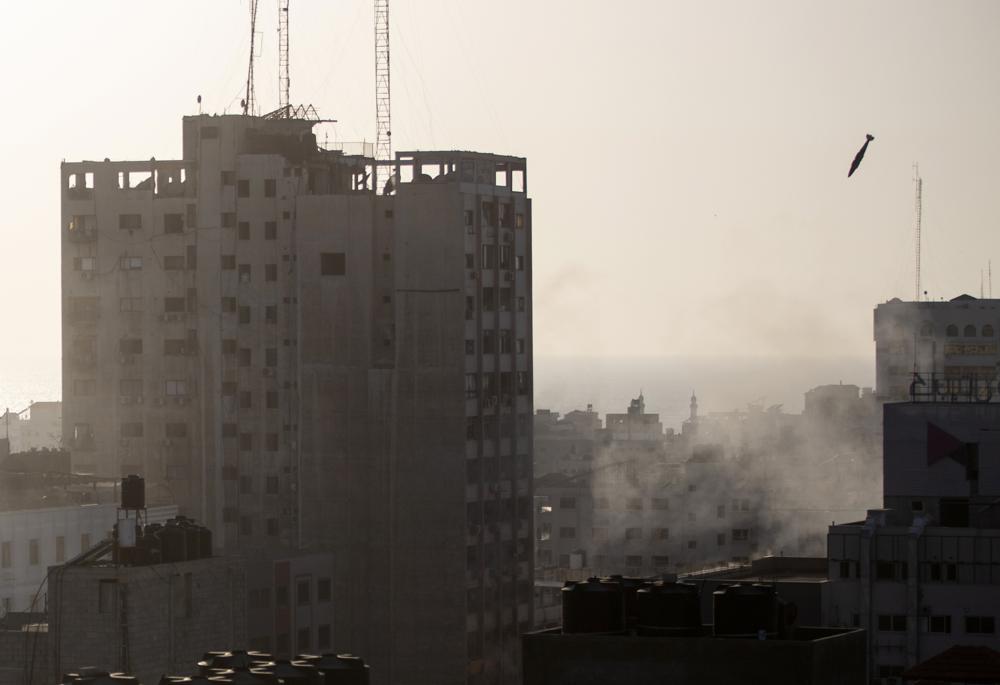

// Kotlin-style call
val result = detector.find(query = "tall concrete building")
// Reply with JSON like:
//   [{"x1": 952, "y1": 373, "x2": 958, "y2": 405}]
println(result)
[
  {"x1": 61, "y1": 112, "x2": 533, "y2": 685},
  {"x1": 874, "y1": 295, "x2": 1000, "y2": 401},
  {"x1": 826, "y1": 400, "x2": 1000, "y2": 682}
]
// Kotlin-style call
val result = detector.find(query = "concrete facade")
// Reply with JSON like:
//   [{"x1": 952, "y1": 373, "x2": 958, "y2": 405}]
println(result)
[
  {"x1": 1, "y1": 402, "x2": 61, "y2": 454},
  {"x1": 874, "y1": 295, "x2": 1000, "y2": 401},
  {"x1": 47, "y1": 556, "x2": 245, "y2": 685},
  {"x1": 825, "y1": 402, "x2": 1000, "y2": 683},
  {"x1": 0, "y1": 503, "x2": 176, "y2": 611},
  {"x1": 61, "y1": 113, "x2": 533, "y2": 685},
  {"x1": 522, "y1": 627, "x2": 867, "y2": 685}
]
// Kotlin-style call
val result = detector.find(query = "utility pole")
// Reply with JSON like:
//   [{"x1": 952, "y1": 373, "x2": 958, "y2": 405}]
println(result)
[{"x1": 914, "y1": 164, "x2": 923, "y2": 301}]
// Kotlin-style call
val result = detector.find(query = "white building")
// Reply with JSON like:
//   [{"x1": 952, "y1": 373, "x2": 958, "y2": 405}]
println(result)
[
  {"x1": 1, "y1": 402, "x2": 61, "y2": 454},
  {"x1": 826, "y1": 401, "x2": 1000, "y2": 683},
  {"x1": 0, "y1": 502, "x2": 176, "y2": 611},
  {"x1": 874, "y1": 295, "x2": 1000, "y2": 401}
]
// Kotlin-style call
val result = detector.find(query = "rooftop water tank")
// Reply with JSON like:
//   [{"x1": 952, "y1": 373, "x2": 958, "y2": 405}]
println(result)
[
  {"x1": 309, "y1": 654, "x2": 370, "y2": 685},
  {"x1": 712, "y1": 583, "x2": 780, "y2": 638},
  {"x1": 121, "y1": 475, "x2": 145, "y2": 509},
  {"x1": 561, "y1": 577, "x2": 625, "y2": 634},
  {"x1": 635, "y1": 581, "x2": 702, "y2": 636}
]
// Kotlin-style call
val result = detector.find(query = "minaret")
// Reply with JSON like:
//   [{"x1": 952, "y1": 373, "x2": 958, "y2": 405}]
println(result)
[{"x1": 689, "y1": 391, "x2": 698, "y2": 422}]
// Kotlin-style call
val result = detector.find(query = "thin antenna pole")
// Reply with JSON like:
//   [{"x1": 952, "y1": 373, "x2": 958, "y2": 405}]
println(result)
[
  {"x1": 375, "y1": 0, "x2": 392, "y2": 180},
  {"x1": 278, "y1": 0, "x2": 290, "y2": 115},
  {"x1": 990, "y1": 260, "x2": 993, "y2": 298},
  {"x1": 244, "y1": 0, "x2": 261, "y2": 116},
  {"x1": 914, "y1": 164, "x2": 922, "y2": 301}
]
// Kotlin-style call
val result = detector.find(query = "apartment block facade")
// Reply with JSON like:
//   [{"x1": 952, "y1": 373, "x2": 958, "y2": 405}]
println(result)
[{"x1": 61, "y1": 112, "x2": 533, "y2": 685}]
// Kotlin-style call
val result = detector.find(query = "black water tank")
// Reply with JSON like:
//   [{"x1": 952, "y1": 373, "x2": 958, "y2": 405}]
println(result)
[
  {"x1": 263, "y1": 660, "x2": 320, "y2": 685},
  {"x1": 160, "y1": 677, "x2": 216, "y2": 685},
  {"x1": 607, "y1": 575, "x2": 651, "y2": 630},
  {"x1": 636, "y1": 581, "x2": 702, "y2": 636},
  {"x1": 713, "y1": 583, "x2": 780, "y2": 637},
  {"x1": 312, "y1": 654, "x2": 370, "y2": 685},
  {"x1": 206, "y1": 668, "x2": 274, "y2": 685},
  {"x1": 561, "y1": 577, "x2": 625, "y2": 634},
  {"x1": 121, "y1": 475, "x2": 145, "y2": 509},
  {"x1": 160, "y1": 521, "x2": 188, "y2": 563}
]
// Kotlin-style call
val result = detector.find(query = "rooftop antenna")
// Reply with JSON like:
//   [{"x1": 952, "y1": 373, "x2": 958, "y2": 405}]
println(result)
[
  {"x1": 278, "y1": 0, "x2": 290, "y2": 115},
  {"x1": 243, "y1": 0, "x2": 261, "y2": 116},
  {"x1": 375, "y1": 0, "x2": 392, "y2": 182},
  {"x1": 990, "y1": 260, "x2": 993, "y2": 298},
  {"x1": 914, "y1": 164, "x2": 923, "y2": 301}
]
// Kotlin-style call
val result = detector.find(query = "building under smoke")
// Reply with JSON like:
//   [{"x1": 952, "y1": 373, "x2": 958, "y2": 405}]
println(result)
[{"x1": 61, "y1": 111, "x2": 533, "y2": 685}]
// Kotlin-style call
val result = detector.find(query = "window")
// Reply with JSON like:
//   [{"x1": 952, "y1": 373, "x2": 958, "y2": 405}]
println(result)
[
  {"x1": 652, "y1": 555, "x2": 670, "y2": 568},
  {"x1": 239, "y1": 433, "x2": 253, "y2": 451},
  {"x1": 265, "y1": 221, "x2": 277, "y2": 240},
  {"x1": 221, "y1": 255, "x2": 236, "y2": 270},
  {"x1": 517, "y1": 338, "x2": 526, "y2": 354},
  {"x1": 265, "y1": 264, "x2": 278, "y2": 282},
  {"x1": 318, "y1": 578, "x2": 331, "y2": 602},
  {"x1": 515, "y1": 213, "x2": 525, "y2": 229},
  {"x1": 265, "y1": 305, "x2": 277, "y2": 324},
  {"x1": 483, "y1": 330, "x2": 496, "y2": 354},
  {"x1": 516, "y1": 255, "x2": 525, "y2": 271},
  {"x1": 717, "y1": 533, "x2": 726, "y2": 546},
  {"x1": 297, "y1": 580, "x2": 311, "y2": 605},
  {"x1": 239, "y1": 391, "x2": 252, "y2": 409},
  {"x1": 559, "y1": 497, "x2": 576, "y2": 509},
  {"x1": 517, "y1": 296, "x2": 526, "y2": 313},
  {"x1": 237, "y1": 179, "x2": 250, "y2": 197},
  {"x1": 164, "y1": 297, "x2": 185, "y2": 313},
  {"x1": 222, "y1": 212, "x2": 236, "y2": 228},
  {"x1": 120, "y1": 379, "x2": 142, "y2": 397},
  {"x1": 164, "y1": 339, "x2": 187, "y2": 355},
  {"x1": 946, "y1": 324, "x2": 958, "y2": 337},
  {"x1": 164, "y1": 213, "x2": 184, "y2": 234},
  {"x1": 119, "y1": 214, "x2": 142, "y2": 231},
  {"x1": 559, "y1": 527, "x2": 576, "y2": 539},
  {"x1": 238, "y1": 264, "x2": 251, "y2": 282},
  {"x1": 626, "y1": 497, "x2": 643, "y2": 510},
  {"x1": 73, "y1": 256, "x2": 96, "y2": 272},
  {"x1": 266, "y1": 434, "x2": 279, "y2": 451},
  {"x1": 264, "y1": 179, "x2": 277, "y2": 197},
  {"x1": 29, "y1": 539, "x2": 39, "y2": 566},
  {"x1": 220, "y1": 169, "x2": 234, "y2": 184},
  {"x1": 121, "y1": 422, "x2": 143, "y2": 438},
  {"x1": 984, "y1": 324, "x2": 996, "y2": 337},
  {"x1": 625, "y1": 555, "x2": 643, "y2": 568},
  {"x1": 482, "y1": 287, "x2": 495, "y2": 312},
  {"x1": 626, "y1": 527, "x2": 642, "y2": 540},
  {"x1": 465, "y1": 374, "x2": 478, "y2": 398},
  {"x1": 731, "y1": 528, "x2": 749, "y2": 541},
  {"x1": 266, "y1": 391, "x2": 279, "y2": 409},
  {"x1": 592, "y1": 527, "x2": 608, "y2": 540},
  {"x1": 839, "y1": 560, "x2": 852, "y2": 578},
  {"x1": 318, "y1": 624, "x2": 331, "y2": 650},
  {"x1": 119, "y1": 256, "x2": 143, "y2": 271},
  {"x1": 928, "y1": 615, "x2": 951, "y2": 633},
  {"x1": 266, "y1": 476, "x2": 279, "y2": 495},
  {"x1": 717, "y1": 504, "x2": 726, "y2": 518},
  {"x1": 877, "y1": 615, "x2": 906, "y2": 632},
  {"x1": 687, "y1": 540, "x2": 697, "y2": 549},
  {"x1": 653, "y1": 527, "x2": 669, "y2": 540},
  {"x1": 964, "y1": 324, "x2": 977, "y2": 337},
  {"x1": 499, "y1": 330, "x2": 512, "y2": 354},
  {"x1": 297, "y1": 627, "x2": 311, "y2": 652},
  {"x1": 465, "y1": 340, "x2": 475, "y2": 355},
  {"x1": 239, "y1": 475, "x2": 253, "y2": 495},
  {"x1": 239, "y1": 306, "x2": 251, "y2": 324},
  {"x1": 238, "y1": 221, "x2": 250, "y2": 240},
  {"x1": 966, "y1": 616, "x2": 996, "y2": 634},
  {"x1": 321, "y1": 253, "x2": 346, "y2": 276},
  {"x1": 1, "y1": 542, "x2": 10, "y2": 568},
  {"x1": 119, "y1": 338, "x2": 143, "y2": 355},
  {"x1": 594, "y1": 496, "x2": 610, "y2": 509},
  {"x1": 162, "y1": 423, "x2": 187, "y2": 439}
]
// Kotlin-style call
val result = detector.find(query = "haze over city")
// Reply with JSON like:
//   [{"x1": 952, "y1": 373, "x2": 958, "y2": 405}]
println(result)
[{"x1": 2, "y1": 0, "x2": 1000, "y2": 416}]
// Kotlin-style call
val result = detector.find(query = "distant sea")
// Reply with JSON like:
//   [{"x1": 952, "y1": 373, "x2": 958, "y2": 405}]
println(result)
[{"x1": 0, "y1": 354, "x2": 873, "y2": 434}]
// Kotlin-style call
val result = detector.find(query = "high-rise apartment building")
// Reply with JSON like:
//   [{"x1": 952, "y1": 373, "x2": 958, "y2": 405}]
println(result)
[
  {"x1": 61, "y1": 112, "x2": 533, "y2": 685},
  {"x1": 873, "y1": 295, "x2": 1000, "y2": 401}
]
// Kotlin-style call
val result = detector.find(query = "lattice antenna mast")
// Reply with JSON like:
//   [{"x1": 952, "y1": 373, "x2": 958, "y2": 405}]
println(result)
[
  {"x1": 914, "y1": 163, "x2": 923, "y2": 301},
  {"x1": 244, "y1": 0, "x2": 261, "y2": 116},
  {"x1": 278, "y1": 0, "x2": 290, "y2": 115},
  {"x1": 375, "y1": 0, "x2": 392, "y2": 163}
]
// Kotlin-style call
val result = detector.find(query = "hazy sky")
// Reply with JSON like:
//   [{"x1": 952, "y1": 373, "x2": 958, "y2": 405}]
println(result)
[{"x1": 2, "y1": 1, "x2": 999, "y2": 411}]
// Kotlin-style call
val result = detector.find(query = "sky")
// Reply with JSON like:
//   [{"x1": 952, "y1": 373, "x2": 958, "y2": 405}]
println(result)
[{"x1": 1, "y1": 1, "x2": 999, "y2": 416}]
